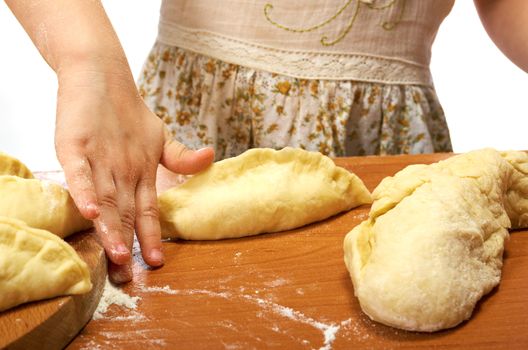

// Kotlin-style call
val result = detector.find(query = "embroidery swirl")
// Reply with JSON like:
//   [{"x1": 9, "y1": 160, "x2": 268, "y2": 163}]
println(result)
[{"x1": 264, "y1": 0, "x2": 406, "y2": 46}]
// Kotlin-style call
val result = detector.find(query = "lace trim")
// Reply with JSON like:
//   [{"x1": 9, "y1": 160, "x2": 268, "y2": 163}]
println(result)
[{"x1": 157, "y1": 21, "x2": 433, "y2": 86}]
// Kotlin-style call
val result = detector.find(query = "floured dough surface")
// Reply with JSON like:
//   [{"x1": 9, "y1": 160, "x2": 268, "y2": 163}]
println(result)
[
  {"x1": 344, "y1": 149, "x2": 528, "y2": 332},
  {"x1": 0, "y1": 176, "x2": 92, "y2": 238},
  {"x1": 0, "y1": 216, "x2": 92, "y2": 312},
  {"x1": 0, "y1": 152, "x2": 33, "y2": 179},
  {"x1": 159, "y1": 147, "x2": 372, "y2": 240}
]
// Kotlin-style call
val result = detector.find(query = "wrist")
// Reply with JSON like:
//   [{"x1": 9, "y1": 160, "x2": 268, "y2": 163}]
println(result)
[
  {"x1": 57, "y1": 51, "x2": 132, "y2": 83},
  {"x1": 56, "y1": 54, "x2": 139, "y2": 102}
]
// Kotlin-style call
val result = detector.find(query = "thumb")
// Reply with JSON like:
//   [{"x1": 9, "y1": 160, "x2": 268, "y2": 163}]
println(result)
[{"x1": 160, "y1": 135, "x2": 215, "y2": 175}]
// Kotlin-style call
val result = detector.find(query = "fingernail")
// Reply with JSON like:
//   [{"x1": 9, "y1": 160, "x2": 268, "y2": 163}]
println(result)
[
  {"x1": 196, "y1": 147, "x2": 210, "y2": 154},
  {"x1": 86, "y1": 203, "x2": 100, "y2": 216},
  {"x1": 150, "y1": 248, "x2": 164, "y2": 264},
  {"x1": 115, "y1": 244, "x2": 129, "y2": 255}
]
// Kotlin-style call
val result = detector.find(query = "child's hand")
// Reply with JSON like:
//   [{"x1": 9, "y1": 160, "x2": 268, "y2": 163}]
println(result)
[
  {"x1": 55, "y1": 67, "x2": 214, "y2": 283},
  {"x1": 5, "y1": 0, "x2": 215, "y2": 284}
]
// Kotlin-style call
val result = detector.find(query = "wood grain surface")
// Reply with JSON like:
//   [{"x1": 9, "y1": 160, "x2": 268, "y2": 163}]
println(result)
[
  {"x1": 0, "y1": 230, "x2": 107, "y2": 350},
  {"x1": 65, "y1": 153, "x2": 528, "y2": 350}
]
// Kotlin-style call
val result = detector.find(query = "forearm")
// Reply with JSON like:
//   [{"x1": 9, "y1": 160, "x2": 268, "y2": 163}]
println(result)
[
  {"x1": 4, "y1": 0, "x2": 134, "y2": 82},
  {"x1": 474, "y1": 0, "x2": 528, "y2": 72}
]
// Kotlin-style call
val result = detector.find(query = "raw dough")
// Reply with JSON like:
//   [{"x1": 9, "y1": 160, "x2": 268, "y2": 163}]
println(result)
[
  {"x1": 0, "y1": 152, "x2": 93, "y2": 312},
  {"x1": 159, "y1": 147, "x2": 372, "y2": 240},
  {"x1": 344, "y1": 149, "x2": 528, "y2": 332},
  {"x1": 0, "y1": 152, "x2": 33, "y2": 178},
  {"x1": 0, "y1": 216, "x2": 92, "y2": 312},
  {"x1": 0, "y1": 175, "x2": 92, "y2": 238}
]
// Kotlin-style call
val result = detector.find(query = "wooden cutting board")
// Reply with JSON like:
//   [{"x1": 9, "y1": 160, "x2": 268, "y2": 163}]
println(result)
[{"x1": 60, "y1": 153, "x2": 527, "y2": 349}]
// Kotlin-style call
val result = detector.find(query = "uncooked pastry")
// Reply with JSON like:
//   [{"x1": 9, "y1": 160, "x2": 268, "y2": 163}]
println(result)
[
  {"x1": 0, "y1": 152, "x2": 33, "y2": 178},
  {"x1": 0, "y1": 175, "x2": 92, "y2": 238},
  {"x1": 159, "y1": 147, "x2": 372, "y2": 240},
  {"x1": 0, "y1": 216, "x2": 92, "y2": 312},
  {"x1": 0, "y1": 152, "x2": 93, "y2": 313},
  {"x1": 344, "y1": 149, "x2": 528, "y2": 332}
]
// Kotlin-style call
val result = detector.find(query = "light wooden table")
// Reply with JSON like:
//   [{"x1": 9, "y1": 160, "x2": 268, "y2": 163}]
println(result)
[{"x1": 66, "y1": 153, "x2": 528, "y2": 349}]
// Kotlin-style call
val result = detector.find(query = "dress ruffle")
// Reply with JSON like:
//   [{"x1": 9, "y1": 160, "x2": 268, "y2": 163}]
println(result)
[{"x1": 138, "y1": 43, "x2": 452, "y2": 159}]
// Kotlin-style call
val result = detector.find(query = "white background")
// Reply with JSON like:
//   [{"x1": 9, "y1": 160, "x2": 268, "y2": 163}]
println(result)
[{"x1": 0, "y1": 0, "x2": 526, "y2": 170}]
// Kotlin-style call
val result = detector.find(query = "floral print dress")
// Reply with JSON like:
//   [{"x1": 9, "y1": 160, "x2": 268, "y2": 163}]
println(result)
[
  {"x1": 138, "y1": 45, "x2": 451, "y2": 160},
  {"x1": 138, "y1": 0, "x2": 453, "y2": 160}
]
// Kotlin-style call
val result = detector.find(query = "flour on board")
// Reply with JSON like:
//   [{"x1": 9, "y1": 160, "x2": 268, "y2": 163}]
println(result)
[
  {"x1": 93, "y1": 278, "x2": 141, "y2": 320},
  {"x1": 139, "y1": 283, "x2": 346, "y2": 350}
]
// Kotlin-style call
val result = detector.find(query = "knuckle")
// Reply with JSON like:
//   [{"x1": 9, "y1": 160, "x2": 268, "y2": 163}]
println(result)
[
  {"x1": 139, "y1": 204, "x2": 159, "y2": 219},
  {"x1": 120, "y1": 208, "x2": 136, "y2": 233},
  {"x1": 166, "y1": 139, "x2": 189, "y2": 159},
  {"x1": 118, "y1": 160, "x2": 142, "y2": 184},
  {"x1": 122, "y1": 170, "x2": 137, "y2": 185},
  {"x1": 98, "y1": 191, "x2": 118, "y2": 209},
  {"x1": 56, "y1": 135, "x2": 92, "y2": 153},
  {"x1": 175, "y1": 144, "x2": 190, "y2": 159},
  {"x1": 75, "y1": 136, "x2": 92, "y2": 149}
]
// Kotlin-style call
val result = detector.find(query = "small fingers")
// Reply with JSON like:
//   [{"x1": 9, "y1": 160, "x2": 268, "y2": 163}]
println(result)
[
  {"x1": 135, "y1": 175, "x2": 164, "y2": 267},
  {"x1": 114, "y1": 171, "x2": 137, "y2": 248},
  {"x1": 92, "y1": 168, "x2": 130, "y2": 266},
  {"x1": 113, "y1": 171, "x2": 137, "y2": 268},
  {"x1": 61, "y1": 155, "x2": 100, "y2": 219}
]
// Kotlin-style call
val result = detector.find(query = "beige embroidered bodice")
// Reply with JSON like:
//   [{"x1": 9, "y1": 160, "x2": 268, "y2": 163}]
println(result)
[{"x1": 157, "y1": 0, "x2": 455, "y2": 86}]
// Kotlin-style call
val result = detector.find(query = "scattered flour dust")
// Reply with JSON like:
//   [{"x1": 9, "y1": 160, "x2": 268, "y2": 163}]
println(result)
[
  {"x1": 264, "y1": 277, "x2": 289, "y2": 288},
  {"x1": 240, "y1": 294, "x2": 341, "y2": 350},
  {"x1": 138, "y1": 284, "x2": 180, "y2": 295},
  {"x1": 78, "y1": 340, "x2": 102, "y2": 350},
  {"x1": 139, "y1": 283, "x2": 345, "y2": 350},
  {"x1": 93, "y1": 277, "x2": 141, "y2": 320},
  {"x1": 91, "y1": 277, "x2": 349, "y2": 349}
]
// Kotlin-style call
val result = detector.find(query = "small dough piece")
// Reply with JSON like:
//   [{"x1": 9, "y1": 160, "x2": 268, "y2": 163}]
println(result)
[
  {"x1": 0, "y1": 216, "x2": 92, "y2": 312},
  {"x1": 159, "y1": 147, "x2": 372, "y2": 240},
  {"x1": 344, "y1": 149, "x2": 528, "y2": 332},
  {"x1": 0, "y1": 176, "x2": 92, "y2": 238},
  {"x1": 0, "y1": 151, "x2": 33, "y2": 178}
]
